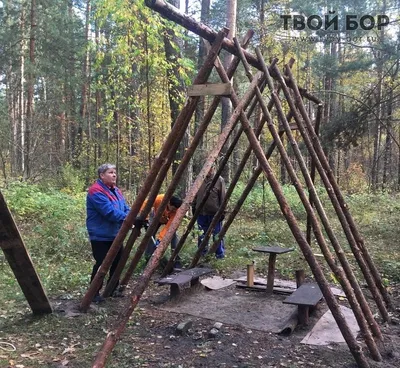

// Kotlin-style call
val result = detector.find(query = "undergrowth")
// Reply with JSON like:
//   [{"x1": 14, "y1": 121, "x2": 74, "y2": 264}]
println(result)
[
  {"x1": 1, "y1": 181, "x2": 400, "y2": 311},
  {"x1": 1, "y1": 181, "x2": 400, "y2": 367}
]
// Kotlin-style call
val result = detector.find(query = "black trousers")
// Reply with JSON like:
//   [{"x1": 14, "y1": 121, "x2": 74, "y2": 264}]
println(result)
[{"x1": 90, "y1": 240, "x2": 123, "y2": 294}]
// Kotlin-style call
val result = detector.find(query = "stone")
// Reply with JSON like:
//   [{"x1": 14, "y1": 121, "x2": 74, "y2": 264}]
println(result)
[
  {"x1": 176, "y1": 320, "x2": 193, "y2": 335},
  {"x1": 208, "y1": 328, "x2": 219, "y2": 338},
  {"x1": 213, "y1": 322, "x2": 223, "y2": 330}
]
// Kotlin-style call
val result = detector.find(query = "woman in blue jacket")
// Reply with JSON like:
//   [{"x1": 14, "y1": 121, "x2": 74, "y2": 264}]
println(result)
[{"x1": 86, "y1": 163, "x2": 130, "y2": 303}]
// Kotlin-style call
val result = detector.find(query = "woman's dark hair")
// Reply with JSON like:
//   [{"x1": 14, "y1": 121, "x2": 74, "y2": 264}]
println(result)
[{"x1": 169, "y1": 196, "x2": 182, "y2": 208}]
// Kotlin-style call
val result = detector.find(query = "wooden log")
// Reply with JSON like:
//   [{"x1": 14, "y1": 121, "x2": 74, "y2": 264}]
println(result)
[
  {"x1": 255, "y1": 49, "x2": 381, "y2": 359},
  {"x1": 251, "y1": 52, "x2": 381, "y2": 360},
  {"x1": 82, "y1": 27, "x2": 230, "y2": 308},
  {"x1": 189, "y1": 79, "x2": 264, "y2": 267},
  {"x1": 266, "y1": 253, "x2": 277, "y2": 294},
  {"x1": 110, "y1": 29, "x2": 232, "y2": 293},
  {"x1": 91, "y1": 30, "x2": 230, "y2": 368},
  {"x1": 290, "y1": 64, "x2": 392, "y2": 313},
  {"x1": 0, "y1": 191, "x2": 52, "y2": 314},
  {"x1": 207, "y1": 60, "x2": 296, "y2": 256},
  {"x1": 187, "y1": 83, "x2": 231, "y2": 96},
  {"x1": 296, "y1": 270, "x2": 305, "y2": 288},
  {"x1": 247, "y1": 263, "x2": 254, "y2": 287},
  {"x1": 279, "y1": 64, "x2": 390, "y2": 323},
  {"x1": 144, "y1": 0, "x2": 322, "y2": 105},
  {"x1": 161, "y1": 31, "x2": 254, "y2": 277},
  {"x1": 224, "y1": 45, "x2": 370, "y2": 368},
  {"x1": 193, "y1": 58, "x2": 283, "y2": 261}
]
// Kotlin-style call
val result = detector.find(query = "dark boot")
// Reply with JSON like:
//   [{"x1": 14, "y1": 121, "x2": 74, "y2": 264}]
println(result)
[{"x1": 92, "y1": 294, "x2": 105, "y2": 304}]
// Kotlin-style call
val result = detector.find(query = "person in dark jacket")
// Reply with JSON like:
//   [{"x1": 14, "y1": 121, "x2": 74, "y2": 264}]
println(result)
[
  {"x1": 86, "y1": 163, "x2": 130, "y2": 302},
  {"x1": 193, "y1": 165, "x2": 226, "y2": 258}
]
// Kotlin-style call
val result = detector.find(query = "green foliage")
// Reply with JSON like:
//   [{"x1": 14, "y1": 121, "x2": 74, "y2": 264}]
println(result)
[
  {"x1": 230, "y1": 182, "x2": 307, "y2": 221},
  {"x1": 1, "y1": 182, "x2": 90, "y2": 298}
]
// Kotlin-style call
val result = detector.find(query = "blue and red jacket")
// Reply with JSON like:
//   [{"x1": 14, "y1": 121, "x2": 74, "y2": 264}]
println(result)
[{"x1": 86, "y1": 179, "x2": 130, "y2": 241}]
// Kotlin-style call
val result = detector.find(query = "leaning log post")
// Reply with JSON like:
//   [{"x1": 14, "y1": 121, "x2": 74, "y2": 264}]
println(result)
[
  {"x1": 0, "y1": 191, "x2": 52, "y2": 314},
  {"x1": 188, "y1": 75, "x2": 264, "y2": 267},
  {"x1": 206, "y1": 60, "x2": 295, "y2": 257},
  {"x1": 231, "y1": 78, "x2": 370, "y2": 368},
  {"x1": 112, "y1": 29, "x2": 231, "y2": 291},
  {"x1": 278, "y1": 65, "x2": 390, "y2": 320},
  {"x1": 190, "y1": 58, "x2": 278, "y2": 267},
  {"x1": 80, "y1": 116, "x2": 183, "y2": 309},
  {"x1": 120, "y1": 37, "x2": 251, "y2": 283},
  {"x1": 80, "y1": 28, "x2": 229, "y2": 312},
  {"x1": 97, "y1": 56, "x2": 195, "y2": 298},
  {"x1": 92, "y1": 68, "x2": 263, "y2": 368},
  {"x1": 160, "y1": 32, "x2": 255, "y2": 276},
  {"x1": 296, "y1": 65, "x2": 392, "y2": 311},
  {"x1": 104, "y1": 81, "x2": 201, "y2": 296},
  {"x1": 252, "y1": 50, "x2": 381, "y2": 356}
]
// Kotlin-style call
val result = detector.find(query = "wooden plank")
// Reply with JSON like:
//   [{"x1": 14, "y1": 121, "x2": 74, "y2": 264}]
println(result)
[
  {"x1": 236, "y1": 283, "x2": 293, "y2": 295},
  {"x1": 0, "y1": 191, "x2": 52, "y2": 314},
  {"x1": 283, "y1": 283, "x2": 322, "y2": 306},
  {"x1": 156, "y1": 267, "x2": 212, "y2": 285},
  {"x1": 252, "y1": 246, "x2": 294, "y2": 254},
  {"x1": 267, "y1": 253, "x2": 277, "y2": 293},
  {"x1": 178, "y1": 267, "x2": 213, "y2": 278},
  {"x1": 278, "y1": 122, "x2": 298, "y2": 133},
  {"x1": 157, "y1": 273, "x2": 192, "y2": 285},
  {"x1": 187, "y1": 83, "x2": 231, "y2": 96}
]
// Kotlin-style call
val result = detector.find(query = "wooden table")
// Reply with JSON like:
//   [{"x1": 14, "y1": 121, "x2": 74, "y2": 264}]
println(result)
[{"x1": 252, "y1": 246, "x2": 294, "y2": 293}]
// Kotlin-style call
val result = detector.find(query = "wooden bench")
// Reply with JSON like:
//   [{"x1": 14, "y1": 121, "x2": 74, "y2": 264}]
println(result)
[
  {"x1": 252, "y1": 246, "x2": 294, "y2": 293},
  {"x1": 283, "y1": 282, "x2": 323, "y2": 325},
  {"x1": 156, "y1": 267, "x2": 213, "y2": 298}
]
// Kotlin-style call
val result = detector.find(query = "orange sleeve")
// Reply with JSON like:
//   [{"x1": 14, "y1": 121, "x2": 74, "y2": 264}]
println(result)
[
  {"x1": 139, "y1": 199, "x2": 148, "y2": 218},
  {"x1": 140, "y1": 195, "x2": 164, "y2": 219},
  {"x1": 153, "y1": 195, "x2": 163, "y2": 214},
  {"x1": 158, "y1": 211, "x2": 175, "y2": 241}
]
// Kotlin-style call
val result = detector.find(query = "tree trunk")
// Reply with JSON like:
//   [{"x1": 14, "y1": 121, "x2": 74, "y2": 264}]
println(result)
[
  {"x1": 94, "y1": 17, "x2": 101, "y2": 167},
  {"x1": 371, "y1": 0, "x2": 387, "y2": 190},
  {"x1": 81, "y1": 0, "x2": 91, "y2": 182},
  {"x1": 4, "y1": 0, "x2": 18, "y2": 176},
  {"x1": 164, "y1": 0, "x2": 188, "y2": 197},
  {"x1": 382, "y1": 87, "x2": 392, "y2": 189},
  {"x1": 25, "y1": 0, "x2": 36, "y2": 180},
  {"x1": 220, "y1": 0, "x2": 236, "y2": 183},
  {"x1": 193, "y1": 0, "x2": 210, "y2": 176}
]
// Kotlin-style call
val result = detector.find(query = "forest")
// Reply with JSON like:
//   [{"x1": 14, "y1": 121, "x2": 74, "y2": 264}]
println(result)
[
  {"x1": 1, "y1": 1, "x2": 400, "y2": 368},
  {"x1": 1, "y1": 0, "x2": 399, "y2": 193}
]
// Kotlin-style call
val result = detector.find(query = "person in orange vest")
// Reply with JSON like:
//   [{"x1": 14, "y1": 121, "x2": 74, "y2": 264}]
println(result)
[{"x1": 139, "y1": 194, "x2": 183, "y2": 268}]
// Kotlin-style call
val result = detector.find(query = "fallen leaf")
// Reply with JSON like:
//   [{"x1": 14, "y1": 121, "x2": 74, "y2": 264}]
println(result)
[{"x1": 62, "y1": 347, "x2": 76, "y2": 355}]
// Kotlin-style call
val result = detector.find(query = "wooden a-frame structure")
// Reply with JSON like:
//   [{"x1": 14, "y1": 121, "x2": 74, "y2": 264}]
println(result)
[{"x1": 82, "y1": 1, "x2": 392, "y2": 367}]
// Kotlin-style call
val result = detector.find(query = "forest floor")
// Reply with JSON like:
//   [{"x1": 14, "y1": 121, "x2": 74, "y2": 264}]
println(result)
[{"x1": 1, "y1": 267, "x2": 400, "y2": 368}]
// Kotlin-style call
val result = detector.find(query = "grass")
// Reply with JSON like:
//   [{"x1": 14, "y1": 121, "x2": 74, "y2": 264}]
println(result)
[{"x1": 1, "y1": 182, "x2": 400, "y2": 366}]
